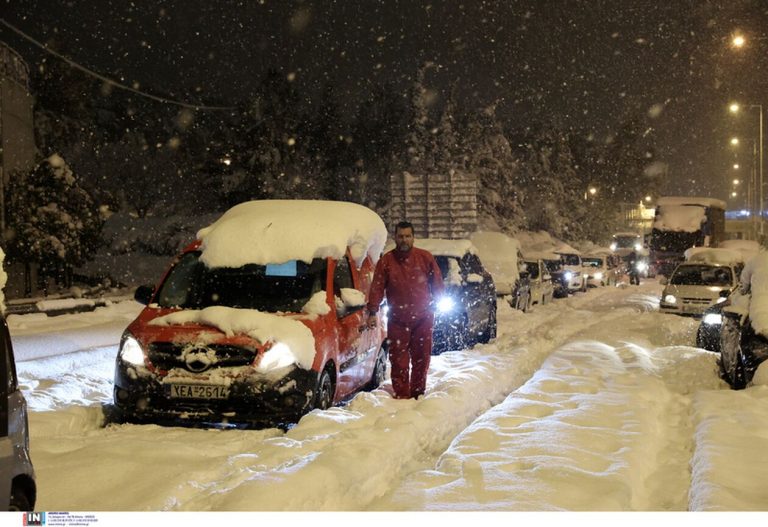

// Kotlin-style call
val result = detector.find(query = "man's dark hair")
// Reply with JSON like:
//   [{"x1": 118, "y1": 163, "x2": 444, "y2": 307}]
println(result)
[{"x1": 394, "y1": 221, "x2": 414, "y2": 233}]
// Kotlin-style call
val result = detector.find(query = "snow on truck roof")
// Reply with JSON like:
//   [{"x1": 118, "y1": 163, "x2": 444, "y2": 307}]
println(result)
[
  {"x1": 196, "y1": 200, "x2": 388, "y2": 269},
  {"x1": 655, "y1": 196, "x2": 727, "y2": 209}
]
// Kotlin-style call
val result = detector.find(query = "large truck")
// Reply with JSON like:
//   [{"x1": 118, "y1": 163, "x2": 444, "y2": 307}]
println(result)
[{"x1": 648, "y1": 197, "x2": 726, "y2": 277}]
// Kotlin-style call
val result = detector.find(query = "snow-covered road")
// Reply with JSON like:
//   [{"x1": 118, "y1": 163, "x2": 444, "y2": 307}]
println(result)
[{"x1": 9, "y1": 280, "x2": 768, "y2": 511}]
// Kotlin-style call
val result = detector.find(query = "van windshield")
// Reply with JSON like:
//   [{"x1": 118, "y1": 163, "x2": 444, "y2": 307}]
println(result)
[
  {"x1": 560, "y1": 254, "x2": 581, "y2": 266},
  {"x1": 155, "y1": 252, "x2": 327, "y2": 313}
]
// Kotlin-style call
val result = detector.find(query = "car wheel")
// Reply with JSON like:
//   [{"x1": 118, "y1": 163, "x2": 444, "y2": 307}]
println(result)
[
  {"x1": 8, "y1": 483, "x2": 33, "y2": 511},
  {"x1": 479, "y1": 305, "x2": 497, "y2": 343},
  {"x1": 313, "y1": 369, "x2": 335, "y2": 410},
  {"x1": 365, "y1": 344, "x2": 388, "y2": 390}
]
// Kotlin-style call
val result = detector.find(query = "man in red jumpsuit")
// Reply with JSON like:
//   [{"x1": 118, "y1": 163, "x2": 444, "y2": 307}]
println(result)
[{"x1": 366, "y1": 221, "x2": 444, "y2": 399}]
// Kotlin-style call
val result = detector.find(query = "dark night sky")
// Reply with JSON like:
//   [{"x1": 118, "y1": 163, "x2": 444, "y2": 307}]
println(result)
[{"x1": 3, "y1": 0, "x2": 768, "y2": 203}]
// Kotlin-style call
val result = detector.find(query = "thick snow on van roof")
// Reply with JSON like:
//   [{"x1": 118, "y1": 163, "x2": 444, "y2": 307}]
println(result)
[
  {"x1": 196, "y1": 200, "x2": 387, "y2": 269},
  {"x1": 414, "y1": 238, "x2": 476, "y2": 258},
  {"x1": 655, "y1": 196, "x2": 727, "y2": 209}
]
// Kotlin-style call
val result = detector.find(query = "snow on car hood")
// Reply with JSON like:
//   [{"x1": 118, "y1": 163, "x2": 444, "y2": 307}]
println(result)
[
  {"x1": 149, "y1": 306, "x2": 316, "y2": 371},
  {"x1": 196, "y1": 200, "x2": 387, "y2": 269}
]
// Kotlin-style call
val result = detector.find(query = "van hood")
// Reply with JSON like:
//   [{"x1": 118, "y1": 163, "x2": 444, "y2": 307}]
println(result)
[{"x1": 132, "y1": 305, "x2": 318, "y2": 372}]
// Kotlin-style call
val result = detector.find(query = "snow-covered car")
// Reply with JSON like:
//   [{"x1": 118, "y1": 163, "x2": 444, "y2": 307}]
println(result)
[
  {"x1": 659, "y1": 263, "x2": 737, "y2": 316},
  {"x1": 0, "y1": 315, "x2": 36, "y2": 511},
  {"x1": 470, "y1": 231, "x2": 531, "y2": 312},
  {"x1": 582, "y1": 253, "x2": 623, "y2": 287},
  {"x1": 556, "y1": 250, "x2": 587, "y2": 293},
  {"x1": 659, "y1": 248, "x2": 744, "y2": 317},
  {"x1": 416, "y1": 239, "x2": 497, "y2": 354},
  {"x1": 523, "y1": 257, "x2": 554, "y2": 308},
  {"x1": 719, "y1": 251, "x2": 768, "y2": 389},
  {"x1": 113, "y1": 200, "x2": 389, "y2": 426}
]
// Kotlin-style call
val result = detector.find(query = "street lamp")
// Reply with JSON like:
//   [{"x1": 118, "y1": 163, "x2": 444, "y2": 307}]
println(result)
[
  {"x1": 729, "y1": 101, "x2": 764, "y2": 236},
  {"x1": 733, "y1": 34, "x2": 746, "y2": 48},
  {"x1": 731, "y1": 137, "x2": 740, "y2": 146}
]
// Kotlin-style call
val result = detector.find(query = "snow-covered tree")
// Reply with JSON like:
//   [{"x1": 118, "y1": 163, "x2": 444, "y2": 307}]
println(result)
[{"x1": 5, "y1": 154, "x2": 103, "y2": 291}]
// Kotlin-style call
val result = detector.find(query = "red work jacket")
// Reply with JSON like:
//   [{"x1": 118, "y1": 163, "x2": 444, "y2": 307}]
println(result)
[{"x1": 367, "y1": 247, "x2": 444, "y2": 324}]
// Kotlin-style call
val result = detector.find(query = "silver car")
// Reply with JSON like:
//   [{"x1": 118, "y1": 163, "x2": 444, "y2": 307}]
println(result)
[
  {"x1": 0, "y1": 316, "x2": 36, "y2": 511},
  {"x1": 659, "y1": 262, "x2": 739, "y2": 316}
]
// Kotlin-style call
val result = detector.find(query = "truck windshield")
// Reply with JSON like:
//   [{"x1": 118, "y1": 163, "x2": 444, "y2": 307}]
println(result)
[
  {"x1": 650, "y1": 230, "x2": 700, "y2": 253},
  {"x1": 155, "y1": 252, "x2": 327, "y2": 313},
  {"x1": 613, "y1": 236, "x2": 639, "y2": 248}
]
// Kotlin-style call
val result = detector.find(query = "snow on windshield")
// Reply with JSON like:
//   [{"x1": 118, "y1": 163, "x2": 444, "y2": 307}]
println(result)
[{"x1": 197, "y1": 200, "x2": 387, "y2": 269}]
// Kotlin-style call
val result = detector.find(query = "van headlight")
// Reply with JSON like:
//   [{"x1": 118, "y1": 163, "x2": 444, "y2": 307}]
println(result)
[
  {"x1": 119, "y1": 335, "x2": 146, "y2": 365},
  {"x1": 663, "y1": 294, "x2": 677, "y2": 305},
  {"x1": 703, "y1": 313, "x2": 722, "y2": 325},
  {"x1": 564, "y1": 271, "x2": 573, "y2": 281},
  {"x1": 436, "y1": 296, "x2": 456, "y2": 313}
]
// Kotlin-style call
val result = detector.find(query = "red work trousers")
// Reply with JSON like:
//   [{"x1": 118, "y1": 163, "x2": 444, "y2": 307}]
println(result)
[{"x1": 387, "y1": 314, "x2": 434, "y2": 399}]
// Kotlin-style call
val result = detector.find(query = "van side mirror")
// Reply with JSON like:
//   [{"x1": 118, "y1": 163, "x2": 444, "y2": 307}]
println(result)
[{"x1": 134, "y1": 285, "x2": 154, "y2": 305}]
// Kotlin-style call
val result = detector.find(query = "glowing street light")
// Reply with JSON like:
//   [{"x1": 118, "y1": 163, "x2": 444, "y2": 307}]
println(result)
[
  {"x1": 731, "y1": 137, "x2": 740, "y2": 146},
  {"x1": 733, "y1": 34, "x2": 746, "y2": 48},
  {"x1": 734, "y1": 179, "x2": 740, "y2": 185},
  {"x1": 644, "y1": 195, "x2": 652, "y2": 202},
  {"x1": 732, "y1": 191, "x2": 738, "y2": 198},
  {"x1": 734, "y1": 163, "x2": 740, "y2": 170},
  {"x1": 588, "y1": 186, "x2": 597, "y2": 196},
  {"x1": 728, "y1": 101, "x2": 764, "y2": 236}
]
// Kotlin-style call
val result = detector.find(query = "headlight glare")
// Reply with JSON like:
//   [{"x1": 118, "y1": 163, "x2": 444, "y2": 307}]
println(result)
[
  {"x1": 564, "y1": 271, "x2": 573, "y2": 281},
  {"x1": 436, "y1": 296, "x2": 456, "y2": 313},
  {"x1": 664, "y1": 294, "x2": 677, "y2": 304},
  {"x1": 119, "y1": 336, "x2": 145, "y2": 365},
  {"x1": 703, "y1": 313, "x2": 723, "y2": 325},
  {"x1": 593, "y1": 272, "x2": 604, "y2": 280}
]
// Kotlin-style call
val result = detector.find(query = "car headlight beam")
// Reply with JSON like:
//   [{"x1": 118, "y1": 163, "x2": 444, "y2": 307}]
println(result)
[
  {"x1": 703, "y1": 313, "x2": 723, "y2": 325},
  {"x1": 119, "y1": 336, "x2": 146, "y2": 365}
]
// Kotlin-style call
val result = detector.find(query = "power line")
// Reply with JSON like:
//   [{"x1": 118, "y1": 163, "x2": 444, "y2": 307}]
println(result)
[{"x1": 0, "y1": 18, "x2": 236, "y2": 111}]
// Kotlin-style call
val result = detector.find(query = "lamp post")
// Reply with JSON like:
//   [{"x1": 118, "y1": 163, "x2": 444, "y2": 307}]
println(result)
[{"x1": 729, "y1": 103, "x2": 764, "y2": 238}]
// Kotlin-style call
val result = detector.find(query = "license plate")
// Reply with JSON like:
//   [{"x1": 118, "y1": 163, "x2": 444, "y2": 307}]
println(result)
[{"x1": 169, "y1": 384, "x2": 230, "y2": 399}]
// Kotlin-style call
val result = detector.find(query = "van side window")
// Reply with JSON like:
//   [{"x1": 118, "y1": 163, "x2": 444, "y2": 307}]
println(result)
[{"x1": 333, "y1": 256, "x2": 355, "y2": 295}]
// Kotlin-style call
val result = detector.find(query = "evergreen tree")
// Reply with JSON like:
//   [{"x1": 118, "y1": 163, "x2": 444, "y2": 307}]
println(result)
[{"x1": 6, "y1": 154, "x2": 103, "y2": 290}]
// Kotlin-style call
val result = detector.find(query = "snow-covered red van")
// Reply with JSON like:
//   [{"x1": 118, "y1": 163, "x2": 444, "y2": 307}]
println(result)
[{"x1": 113, "y1": 200, "x2": 389, "y2": 426}]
